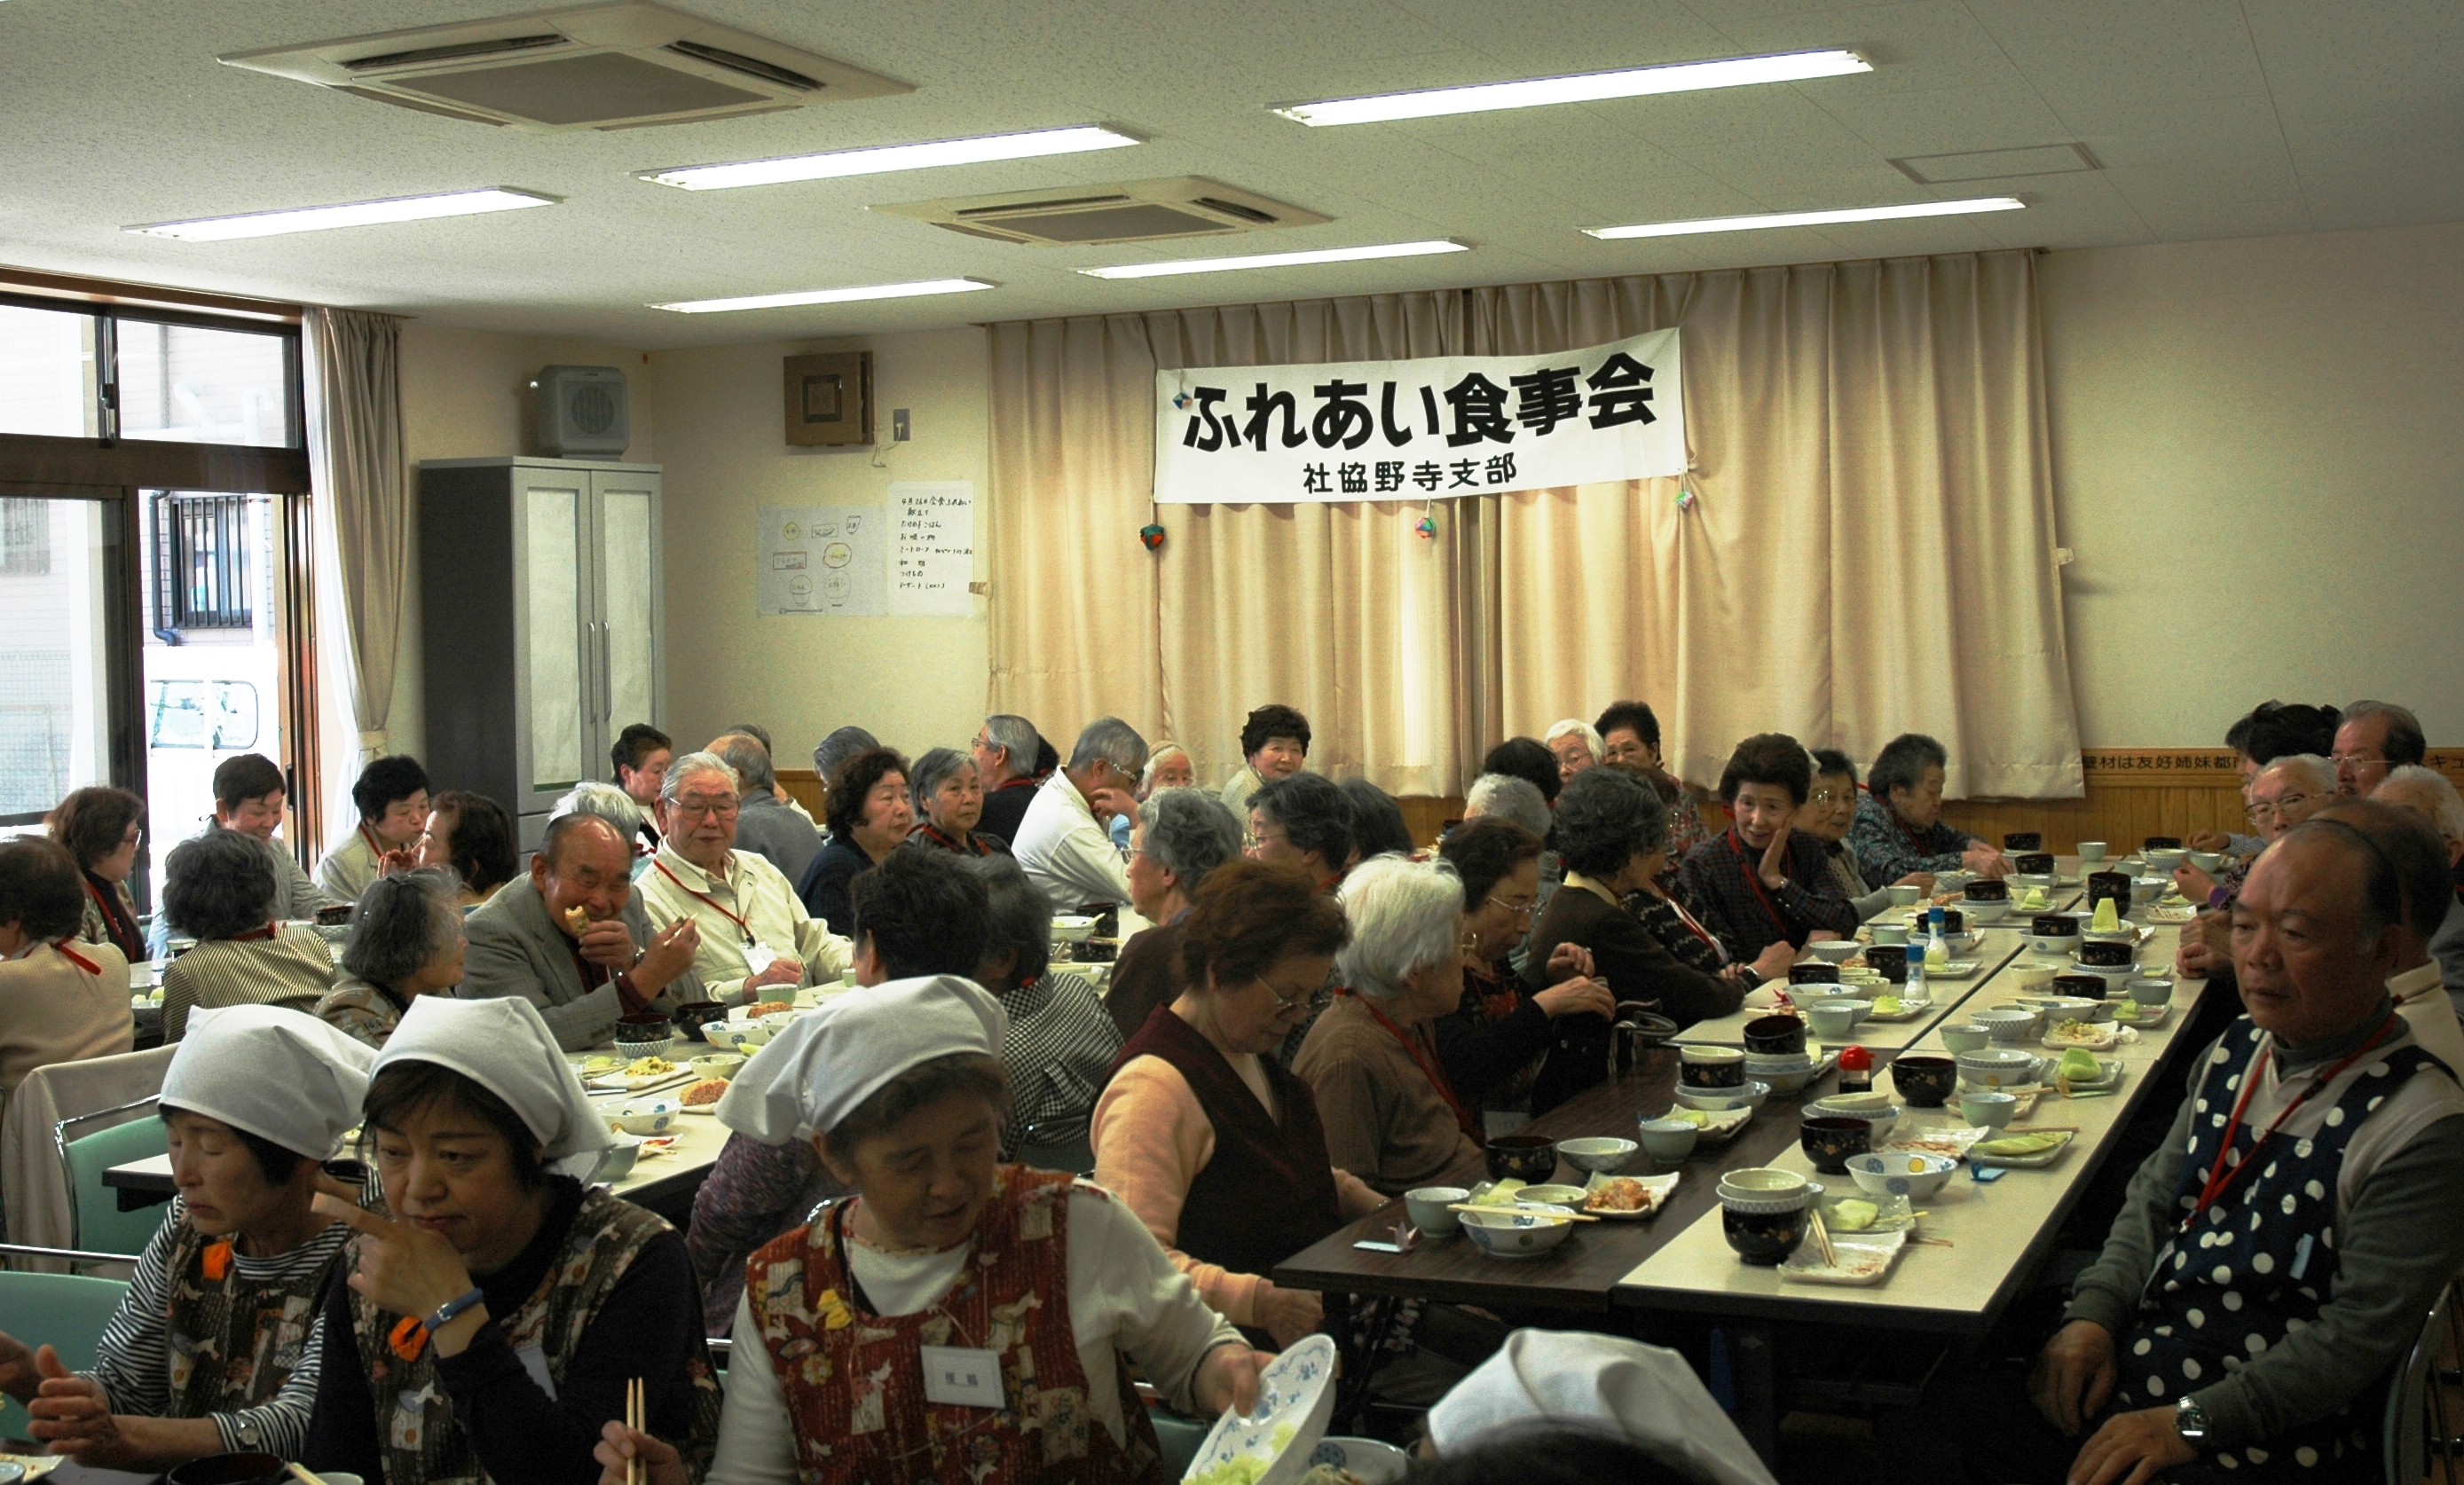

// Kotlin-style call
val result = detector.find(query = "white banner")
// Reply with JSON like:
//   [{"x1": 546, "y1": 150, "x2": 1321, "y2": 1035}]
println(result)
[{"x1": 1153, "y1": 328, "x2": 1682, "y2": 505}]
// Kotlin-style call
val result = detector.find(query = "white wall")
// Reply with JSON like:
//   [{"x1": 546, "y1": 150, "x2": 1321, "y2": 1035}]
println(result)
[
  {"x1": 651, "y1": 326, "x2": 990, "y2": 769},
  {"x1": 2041, "y1": 220, "x2": 2464, "y2": 748}
]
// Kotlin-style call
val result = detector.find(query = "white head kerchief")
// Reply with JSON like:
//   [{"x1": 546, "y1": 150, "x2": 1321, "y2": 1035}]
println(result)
[
  {"x1": 372, "y1": 995, "x2": 610, "y2": 1178},
  {"x1": 1427, "y1": 1330, "x2": 1777, "y2": 1485},
  {"x1": 717, "y1": 975, "x2": 1006, "y2": 1144},
  {"x1": 161, "y1": 1005, "x2": 376, "y2": 1160}
]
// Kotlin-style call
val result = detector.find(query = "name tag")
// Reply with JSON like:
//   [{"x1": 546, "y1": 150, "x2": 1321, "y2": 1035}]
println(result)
[
  {"x1": 740, "y1": 941, "x2": 779, "y2": 977},
  {"x1": 919, "y1": 1345, "x2": 1005, "y2": 1409}
]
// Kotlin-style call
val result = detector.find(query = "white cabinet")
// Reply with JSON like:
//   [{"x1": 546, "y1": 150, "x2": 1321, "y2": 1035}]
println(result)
[{"x1": 419, "y1": 458, "x2": 665, "y2": 843}]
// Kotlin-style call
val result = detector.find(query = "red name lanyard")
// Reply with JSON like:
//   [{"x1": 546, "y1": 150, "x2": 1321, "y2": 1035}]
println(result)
[
  {"x1": 2183, "y1": 1012, "x2": 2397, "y2": 1231},
  {"x1": 653, "y1": 860, "x2": 754, "y2": 945},
  {"x1": 358, "y1": 822, "x2": 389, "y2": 860},
  {"x1": 1346, "y1": 990, "x2": 1478, "y2": 1138},
  {"x1": 1663, "y1": 892, "x2": 1732, "y2": 965},
  {"x1": 1728, "y1": 827, "x2": 1791, "y2": 937},
  {"x1": 55, "y1": 940, "x2": 102, "y2": 974}
]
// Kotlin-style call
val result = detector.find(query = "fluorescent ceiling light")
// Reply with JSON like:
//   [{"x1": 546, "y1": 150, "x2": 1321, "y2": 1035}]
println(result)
[
  {"x1": 1273, "y1": 49, "x2": 1869, "y2": 127},
  {"x1": 1585, "y1": 195, "x2": 2024, "y2": 239},
  {"x1": 651, "y1": 278, "x2": 998, "y2": 314},
  {"x1": 643, "y1": 125, "x2": 1140, "y2": 191},
  {"x1": 1080, "y1": 240, "x2": 1469, "y2": 280},
  {"x1": 129, "y1": 187, "x2": 557, "y2": 241}
]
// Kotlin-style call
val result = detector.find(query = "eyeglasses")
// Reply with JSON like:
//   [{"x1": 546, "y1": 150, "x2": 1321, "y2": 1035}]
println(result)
[
  {"x1": 1807, "y1": 789, "x2": 1847, "y2": 805},
  {"x1": 672, "y1": 797, "x2": 739, "y2": 819},
  {"x1": 2248, "y1": 792, "x2": 2318, "y2": 823},
  {"x1": 2330, "y1": 754, "x2": 2384, "y2": 770},
  {"x1": 1244, "y1": 829, "x2": 1287, "y2": 852},
  {"x1": 1485, "y1": 894, "x2": 1539, "y2": 919},
  {"x1": 1255, "y1": 977, "x2": 1318, "y2": 1010}
]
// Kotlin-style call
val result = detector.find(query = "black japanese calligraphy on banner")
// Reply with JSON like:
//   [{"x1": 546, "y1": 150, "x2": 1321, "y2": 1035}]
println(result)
[{"x1": 1153, "y1": 329, "x2": 1683, "y2": 505}]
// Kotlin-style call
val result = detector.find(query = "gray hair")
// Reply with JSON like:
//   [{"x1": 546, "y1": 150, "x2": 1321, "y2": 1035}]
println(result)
[
  {"x1": 1140, "y1": 742, "x2": 1191, "y2": 794},
  {"x1": 964, "y1": 855, "x2": 1051, "y2": 987},
  {"x1": 909, "y1": 747, "x2": 972, "y2": 807},
  {"x1": 980, "y1": 715, "x2": 1040, "y2": 781},
  {"x1": 1136, "y1": 788, "x2": 1243, "y2": 889},
  {"x1": 1334, "y1": 854, "x2": 1464, "y2": 1004},
  {"x1": 340, "y1": 868, "x2": 463, "y2": 989},
  {"x1": 660, "y1": 750, "x2": 742, "y2": 806},
  {"x1": 2260, "y1": 752, "x2": 2338, "y2": 798},
  {"x1": 1464, "y1": 774, "x2": 1550, "y2": 838},
  {"x1": 1545, "y1": 718, "x2": 1604, "y2": 759},
  {"x1": 2344, "y1": 699, "x2": 2429, "y2": 767},
  {"x1": 1069, "y1": 716, "x2": 1149, "y2": 778},
  {"x1": 2379, "y1": 765, "x2": 2464, "y2": 844},
  {"x1": 712, "y1": 735, "x2": 775, "y2": 795},
  {"x1": 811, "y1": 726, "x2": 880, "y2": 784},
  {"x1": 555, "y1": 780, "x2": 643, "y2": 837}
]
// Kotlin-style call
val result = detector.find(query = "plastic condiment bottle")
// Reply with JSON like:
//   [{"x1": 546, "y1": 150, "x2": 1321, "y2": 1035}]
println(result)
[{"x1": 1837, "y1": 1044, "x2": 1874, "y2": 1095}]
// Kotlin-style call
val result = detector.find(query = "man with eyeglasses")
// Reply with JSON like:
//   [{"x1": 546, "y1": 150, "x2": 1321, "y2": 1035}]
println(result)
[
  {"x1": 2331, "y1": 700, "x2": 2428, "y2": 799},
  {"x1": 2177, "y1": 754, "x2": 2338, "y2": 979},
  {"x1": 638, "y1": 750, "x2": 853, "y2": 1006}
]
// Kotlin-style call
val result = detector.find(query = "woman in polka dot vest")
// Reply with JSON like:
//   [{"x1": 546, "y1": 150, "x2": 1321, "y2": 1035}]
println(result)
[{"x1": 2032, "y1": 820, "x2": 2464, "y2": 1483}]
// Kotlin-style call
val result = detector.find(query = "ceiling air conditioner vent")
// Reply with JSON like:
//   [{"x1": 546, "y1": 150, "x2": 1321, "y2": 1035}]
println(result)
[
  {"x1": 873, "y1": 177, "x2": 1327, "y2": 247},
  {"x1": 221, "y1": 1, "x2": 908, "y2": 132}
]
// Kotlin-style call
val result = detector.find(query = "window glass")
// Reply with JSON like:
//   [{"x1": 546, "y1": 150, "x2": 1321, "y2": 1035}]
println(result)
[
  {"x1": 0, "y1": 304, "x2": 100, "y2": 437},
  {"x1": 0, "y1": 499, "x2": 114, "y2": 819},
  {"x1": 115, "y1": 318, "x2": 293, "y2": 447}
]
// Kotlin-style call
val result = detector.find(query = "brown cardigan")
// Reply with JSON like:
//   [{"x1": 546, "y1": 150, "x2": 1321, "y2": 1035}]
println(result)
[{"x1": 1291, "y1": 994, "x2": 1485, "y2": 1198}]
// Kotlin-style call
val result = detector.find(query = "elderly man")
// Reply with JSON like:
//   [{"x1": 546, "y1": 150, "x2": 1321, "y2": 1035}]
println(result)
[
  {"x1": 1545, "y1": 719, "x2": 1602, "y2": 784},
  {"x1": 1105, "y1": 788, "x2": 1245, "y2": 1037},
  {"x1": 2315, "y1": 798, "x2": 2464, "y2": 1068},
  {"x1": 1220, "y1": 703, "x2": 1311, "y2": 816},
  {"x1": 460, "y1": 812, "x2": 703, "y2": 1051},
  {"x1": 971, "y1": 713, "x2": 1043, "y2": 845},
  {"x1": 637, "y1": 750, "x2": 853, "y2": 1006},
  {"x1": 1847, "y1": 733, "x2": 2006, "y2": 885},
  {"x1": 2176, "y1": 753, "x2": 2340, "y2": 979},
  {"x1": 2018, "y1": 820, "x2": 2464, "y2": 1485},
  {"x1": 1464, "y1": 774, "x2": 1552, "y2": 840},
  {"x1": 1012, "y1": 717, "x2": 1146, "y2": 911},
  {"x1": 316, "y1": 753, "x2": 429, "y2": 901},
  {"x1": 711, "y1": 733, "x2": 822, "y2": 884},
  {"x1": 2374, "y1": 765, "x2": 2464, "y2": 989},
  {"x1": 2332, "y1": 699, "x2": 2427, "y2": 798},
  {"x1": 612, "y1": 722, "x2": 672, "y2": 851}
]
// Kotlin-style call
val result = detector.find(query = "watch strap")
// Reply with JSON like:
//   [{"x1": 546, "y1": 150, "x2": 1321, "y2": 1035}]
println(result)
[{"x1": 428, "y1": 1285, "x2": 486, "y2": 1333}]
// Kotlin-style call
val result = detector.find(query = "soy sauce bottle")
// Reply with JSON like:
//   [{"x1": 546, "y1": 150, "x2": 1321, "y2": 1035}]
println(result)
[{"x1": 1837, "y1": 1044, "x2": 1874, "y2": 1096}]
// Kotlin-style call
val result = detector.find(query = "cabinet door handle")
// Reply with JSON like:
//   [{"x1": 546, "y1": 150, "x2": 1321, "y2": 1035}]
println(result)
[{"x1": 597, "y1": 619, "x2": 612, "y2": 721}]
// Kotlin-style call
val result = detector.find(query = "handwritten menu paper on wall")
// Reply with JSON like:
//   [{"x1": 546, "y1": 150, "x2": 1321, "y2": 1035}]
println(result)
[
  {"x1": 889, "y1": 481, "x2": 975, "y2": 617},
  {"x1": 756, "y1": 504, "x2": 886, "y2": 617}
]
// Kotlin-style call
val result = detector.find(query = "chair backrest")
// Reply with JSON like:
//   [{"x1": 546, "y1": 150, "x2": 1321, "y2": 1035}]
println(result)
[
  {"x1": 0, "y1": 1269, "x2": 129, "y2": 1441},
  {"x1": 58, "y1": 1101, "x2": 169, "y2": 1257},
  {"x1": 2381, "y1": 1276, "x2": 2464, "y2": 1484},
  {"x1": 1014, "y1": 1118, "x2": 1096, "y2": 1178},
  {"x1": 2, "y1": 1043, "x2": 176, "y2": 1269}
]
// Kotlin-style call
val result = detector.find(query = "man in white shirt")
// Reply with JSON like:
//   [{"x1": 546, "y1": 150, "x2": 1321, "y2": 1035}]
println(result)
[
  {"x1": 638, "y1": 750, "x2": 854, "y2": 1003},
  {"x1": 1013, "y1": 718, "x2": 1147, "y2": 912}
]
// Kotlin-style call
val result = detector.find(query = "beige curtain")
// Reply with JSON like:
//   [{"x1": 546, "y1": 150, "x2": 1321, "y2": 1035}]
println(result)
[
  {"x1": 986, "y1": 250, "x2": 2082, "y2": 801},
  {"x1": 302, "y1": 307, "x2": 409, "y2": 763}
]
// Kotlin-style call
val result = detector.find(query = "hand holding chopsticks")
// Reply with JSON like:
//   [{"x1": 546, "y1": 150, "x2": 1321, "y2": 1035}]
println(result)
[{"x1": 592, "y1": 1378, "x2": 687, "y2": 1485}]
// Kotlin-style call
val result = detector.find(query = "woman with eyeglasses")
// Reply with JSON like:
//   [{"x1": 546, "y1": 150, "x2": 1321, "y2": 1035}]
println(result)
[
  {"x1": 1429, "y1": 819, "x2": 1614, "y2": 1114},
  {"x1": 1801, "y1": 750, "x2": 1933, "y2": 921},
  {"x1": 1091, "y1": 860, "x2": 1381, "y2": 1348}
]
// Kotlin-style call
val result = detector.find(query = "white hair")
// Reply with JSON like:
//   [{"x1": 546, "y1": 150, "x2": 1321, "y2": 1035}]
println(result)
[
  {"x1": 554, "y1": 781, "x2": 642, "y2": 836},
  {"x1": 1141, "y1": 742, "x2": 1192, "y2": 794},
  {"x1": 662, "y1": 750, "x2": 742, "y2": 805},
  {"x1": 1334, "y1": 854, "x2": 1464, "y2": 1004},
  {"x1": 1545, "y1": 718, "x2": 1604, "y2": 759},
  {"x1": 1464, "y1": 774, "x2": 1551, "y2": 838},
  {"x1": 2260, "y1": 752, "x2": 2338, "y2": 798},
  {"x1": 2379, "y1": 765, "x2": 2464, "y2": 843}
]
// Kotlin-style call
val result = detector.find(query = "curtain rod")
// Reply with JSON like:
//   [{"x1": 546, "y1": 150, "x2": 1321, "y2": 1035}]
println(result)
[{"x1": 0, "y1": 263, "x2": 303, "y2": 324}]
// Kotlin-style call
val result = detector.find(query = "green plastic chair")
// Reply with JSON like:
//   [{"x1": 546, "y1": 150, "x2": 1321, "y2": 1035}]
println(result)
[
  {"x1": 58, "y1": 1102, "x2": 171, "y2": 1257},
  {"x1": 0, "y1": 1269, "x2": 130, "y2": 1442}
]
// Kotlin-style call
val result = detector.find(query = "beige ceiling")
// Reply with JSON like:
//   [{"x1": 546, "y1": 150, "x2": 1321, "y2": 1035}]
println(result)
[{"x1": 4, "y1": 1, "x2": 2458, "y2": 347}]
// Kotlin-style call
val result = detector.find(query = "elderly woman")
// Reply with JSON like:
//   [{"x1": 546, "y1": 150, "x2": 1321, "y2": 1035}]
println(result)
[
  {"x1": 1847, "y1": 733, "x2": 2008, "y2": 886},
  {"x1": 160, "y1": 829, "x2": 334, "y2": 1043},
  {"x1": 0, "y1": 838, "x2": 132, "y2": 1097},
  {"x1": 1525, "y1": 767, "x2": 1756, "y2": 1112},
  {"x1": 1106, "y1": 788, "x2": 1246, "y2": 1037},
  {"x1": 1093, "y1": 860, "x2": 1377, "y2": 1348},
  {"x1": 1805, "y1": 750, "x2": 1931, "y2": 920},
  {"x1": 1247, "y1": 771, "x2": 1353, "y2": 892},
  {"x1": 0, "y1": 1007, "x2": 368, "y2": 1471},
  {"x1": 1546, "y1": 719, "x2": 1602, "y2": 785},
  {"x1": 968, "y1": 856, "x2": 1122, "y2": 1159},
  {"x1": 418, "y1": 790, "x2": 518, "y2": 908},
  {"x1": 906, "y1": 745, "x2": 1010, "y2": 856},
  {"x1": 1140, "y1": 742, "x2": 1196, "y2": 798},
  {"x1": 797, "y1": 746, "x2": 912, "y2": 937},
  {"x1": 1293, "y1": 856, "x2": 1488, "y2": 1196},
  {"x1": 685, "y1": 846, "x2": 981, "y2": 1336},
  {"x1": 1429, "y1": 818, "x2": 1614, "y2": 1113},
  {"x1": 1675, "y1": 734, "x2": 1860, "y2": 961},
  {"x1": 304, "y1": 994, "x2": 720, "y2": 1482},
  {"x1": 49, "y1": 785, "x2": 146, "y2": 962},
  {"x1": 319, "y1": 868, "x2": 467, "y2": 1048},
  {"x1": 1221, "y1": 703, "x2": 1311, "y2": 815},
  {"x1": 602, "y1": 979, "x2": 1269, "y2": 1485},
  {"x1": 1339, "y1": 776, "x2": 1418, "y2": 862}
]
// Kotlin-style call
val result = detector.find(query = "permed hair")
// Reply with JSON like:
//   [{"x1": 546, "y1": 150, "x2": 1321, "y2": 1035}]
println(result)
[
  {"x1": 1178, "y1": 858, "x2": 1349, "y2": 993},
  {"x1": 163, "y1": 829, "x2": 277, "y2": 940},
  {"x1": 849, "y1": 845, "x2": 988, "y2": 979},
  {"x1": 1249, "y1": 772, "x2": 1353, "y2": 868},
  {"x1": 1438, "y1": 815, "x2": 1545, "y2": 908},
  {"x1": 1718, "y1": 732, "x2": 1814, "y2": 806},
  {"x1": 1593, "y1": 701, "x2": 1663, "y2": 754},
  {"x1": 610, "y1": 722, "x2": 671, "y2": 776},
  {"x1": 1334, "y1": 854, "x2": 1465, "y2": 1004},
  {"x1": 1135, "y1": 788, "x2": 1243, "y2": 890},
  {"x1": 1867, "y1": 734, "x2": 1949, "y2": 803},
  {"x1": 1240, "y1": 703, "x2": 1312, "y2": 760},
  {"x1": 825, "y1": 747, "x2": 909, "y2": 841},
  {"x1": 48, "y1": 785, "x2": 146, "y2": 874},
  {"x1": 342, "y1": 868, "x2": 463, "y2": 988},
  {"x1": 1553, "y1": 765, "x2": 1670, "y2": 880},
  {"x1": 350, "y1": 755, "x2": 429, "y2": 822}
]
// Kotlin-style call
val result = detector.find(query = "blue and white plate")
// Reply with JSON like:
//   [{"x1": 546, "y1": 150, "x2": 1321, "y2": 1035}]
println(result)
[{"x1": 1181, "y1": 1333, "x2": 1337, "y2": 1485}]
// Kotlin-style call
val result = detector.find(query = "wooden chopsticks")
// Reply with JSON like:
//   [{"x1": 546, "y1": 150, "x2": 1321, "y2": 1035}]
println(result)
[
  {"x1": 626, "y1": 1376, "x2": 646, "y2": 1485},
  {"x1": 287, "y1": 1465, "x2": 332, "y2": 1485},
  {"x1": 1446, "y1": 1203, "x2": 1602, "y2": 1222}
]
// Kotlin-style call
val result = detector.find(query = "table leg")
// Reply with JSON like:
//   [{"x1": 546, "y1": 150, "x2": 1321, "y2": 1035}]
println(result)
[
  {"x1": 1724, "y1": 1321, "x2": 1780, "y2": 1465},
  {"x1": 1334, "y1": 1294, "x2": 1397, "y2": 1433}
]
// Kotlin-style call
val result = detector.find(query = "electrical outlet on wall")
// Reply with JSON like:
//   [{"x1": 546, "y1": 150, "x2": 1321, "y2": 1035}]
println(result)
[{"x1": 892, "y1": 408, "x2": 911, "y2": 442}]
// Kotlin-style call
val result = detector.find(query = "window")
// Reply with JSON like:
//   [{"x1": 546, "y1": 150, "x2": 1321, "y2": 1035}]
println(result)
[
  {"x1": 0, "y1": 303, "x2": 100, "y2": 437},
  {"x1": 150, "y1": 492, "x2": 255, "y2": 632},
  {"x1": 0, "y1": 499, "x2": 118, "y2": 821},
  {"x1": 0, "y1": 498, "x2": 51, "y2": 576},
  {"x1": 115, "y1": 319, "x2": 295, "y2": 448}
]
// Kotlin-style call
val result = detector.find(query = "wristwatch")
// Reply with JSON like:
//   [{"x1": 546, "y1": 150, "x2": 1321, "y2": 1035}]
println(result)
[{"x1": 2174, "y1": 1395, "x2": 2209, "y2": 1447}]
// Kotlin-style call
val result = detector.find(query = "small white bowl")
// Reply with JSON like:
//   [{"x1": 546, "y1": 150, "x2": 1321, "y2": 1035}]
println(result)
[
  {"x1": 1458, "y1": 1205, "x2": 1578, "y2": 1259},
  {"x1": 592, "y1": 1132, "x2": 646, "y2": 1182},
  {"x1": 1555, "y1": 1136, "x2": 1638, "y2": 1175},
  {"x1": 610, "y1": 1102, "x2": 678, "y2": 1135},
  {"x1": 1676, "y1": 1080, "x2": 1770, "y2": 1112},
  {"x1": 1051, "y1": 915, "x2": 1099, "y2": 943},
  {"x1": 689, "y1": 1053, "x2": 746, "y2": 1081},
  {"x1": 1805, "y1": 1096, "x2": 1899, "y2": 1143},
  {"x1": 2025, "y1": 933, "x2": 2083, "y2": 956},
  {"x1": 1806, "y1": 940, "x2": 1861, "y2": 964},
  {"x1": 1846, "y1": 1151, "x2": 1958, "y2": 1202}
]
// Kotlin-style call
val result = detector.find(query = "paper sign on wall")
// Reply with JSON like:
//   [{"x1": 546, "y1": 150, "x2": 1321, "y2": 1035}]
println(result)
[
  {"x1": 756, "y1": 505, "x2": 886, "y2": 617},
  {"x1": 889, "y1": 481, "x2": 975, "y2": 617}
]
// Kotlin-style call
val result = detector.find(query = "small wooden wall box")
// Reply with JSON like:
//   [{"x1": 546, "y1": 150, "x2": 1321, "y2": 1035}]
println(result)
[{"x1": 784, "y1": 351, "x2": 873, "y2": 446}]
